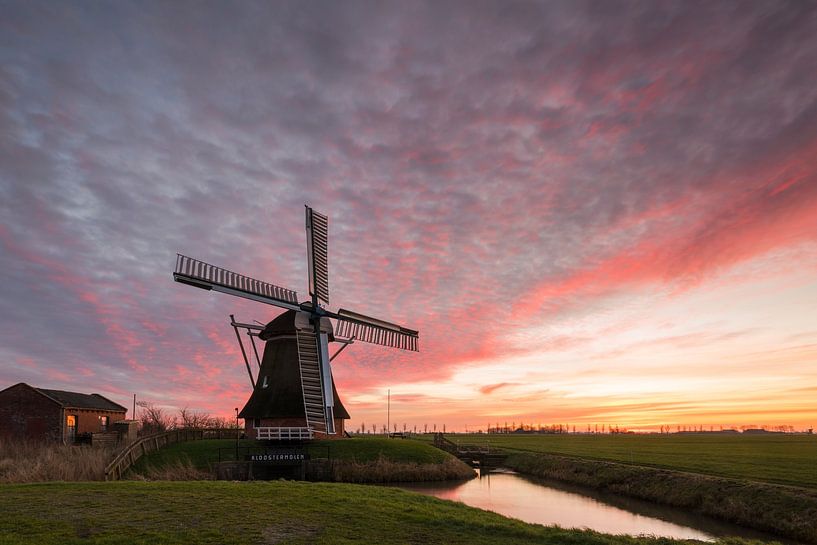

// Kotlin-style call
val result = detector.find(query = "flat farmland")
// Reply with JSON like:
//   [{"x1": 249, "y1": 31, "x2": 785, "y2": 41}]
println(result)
[{"x1": 425, "y1": 433, "x2": 817, "y2": 488}]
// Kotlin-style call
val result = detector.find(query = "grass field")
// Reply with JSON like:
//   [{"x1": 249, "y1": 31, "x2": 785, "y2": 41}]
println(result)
[
  {"x1": 423, "y1": 433, "x2": 817, "y2": 488},
  {"x1": 129, "y1": 436, "x2": 465, "y2": 481},
  {"x1": 0, "y1": 480, "x2": 755, "y2": 545}
]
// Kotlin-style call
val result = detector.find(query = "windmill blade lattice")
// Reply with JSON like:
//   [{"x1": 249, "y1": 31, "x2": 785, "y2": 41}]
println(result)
[
  {"x1": 306, "y1": 207, "x2": 329, "y2": 306},
  {"x1": 174, "y1": 254, "x2": 299, "y2": 309},
  {"x1": 334, "y1": 309, "x2": 419, "y2": 351}
]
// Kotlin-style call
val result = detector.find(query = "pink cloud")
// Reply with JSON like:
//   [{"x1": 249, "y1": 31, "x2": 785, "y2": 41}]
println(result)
[
  {"x1": 517, "y1": 145, "x2": 817, "y2": 316},
  {"x1": 479, "y1": 382, "x2": 517, "y2": 395}
]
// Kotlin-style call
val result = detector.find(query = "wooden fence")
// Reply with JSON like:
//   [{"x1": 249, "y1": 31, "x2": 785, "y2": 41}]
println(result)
[
  {"x1": 104, "y1": 428, "x2": 240, "y2": 481},
  {"x1": 432, "y1": 433, "x2": 507, "y2": 469}
]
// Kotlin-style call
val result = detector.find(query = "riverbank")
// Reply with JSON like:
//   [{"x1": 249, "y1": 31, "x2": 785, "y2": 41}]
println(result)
[
  {"x1": 417, "y1": 433, "x2": 817, "y2": 488},
  {"x1": 0, "y1": 480, "x2": 767, "y2": 545},
  {"x1": 504, "y1": 452, "x2": 817, "y2": 544},
  {"x1": 129, "y1": 437, "x2": 475, "y2": 483}
]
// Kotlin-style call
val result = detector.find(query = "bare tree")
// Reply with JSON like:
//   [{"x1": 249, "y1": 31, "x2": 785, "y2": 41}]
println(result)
[
  {"x1": 209, "y1": 416, "x2": 240, "y2": 429},
  {"x1": 136, "y1": 401, "x2": 176, "y2": 434},
  {"x1": 178, "y1": 407, "x2": 214, "y2": 429}
]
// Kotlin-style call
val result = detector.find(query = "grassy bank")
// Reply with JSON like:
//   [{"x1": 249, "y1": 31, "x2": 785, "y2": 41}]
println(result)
[
  {"x1": 0, "y1": 480, "x2": 766, "y2": 545},
  {"x1": 423, "y1": 433, "x2": 817, "y2": 488},
  {"x1": 505, "y1": 452, "x2": 817, "y2": 544},
  {"x1": 130, "y1": 436, "x2": 473, "y2": 482},
  {"x1": 330, "y1": 455, "x2": 473, "y2": 483}
]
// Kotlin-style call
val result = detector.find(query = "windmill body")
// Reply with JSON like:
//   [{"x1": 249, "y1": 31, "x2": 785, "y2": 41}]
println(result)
[
  {"x1": 239, "y1": 309, "x2": 350, "y2": 439},
  {"x1": 173, "y1": 205, "x2": 418, "y2": 440}
]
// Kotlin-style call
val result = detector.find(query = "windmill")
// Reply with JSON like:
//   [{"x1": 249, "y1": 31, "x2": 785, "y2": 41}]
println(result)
[{"x1": 172, "y1": 206, "x2": 419, "y2": 437}]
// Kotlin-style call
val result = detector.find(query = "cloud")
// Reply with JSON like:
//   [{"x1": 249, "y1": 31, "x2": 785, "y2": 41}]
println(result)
[
  {"x1": 1, "y1": 1, "x2": 816, "y2": 428},
  {"x1": 479, "y1": 383, "x2": 517, "y2": 395}
]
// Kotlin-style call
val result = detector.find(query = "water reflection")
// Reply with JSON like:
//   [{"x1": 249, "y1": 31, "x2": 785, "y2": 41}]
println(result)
[{"x1": 397, "y1": 470, "x2": 786, "y2": 542}]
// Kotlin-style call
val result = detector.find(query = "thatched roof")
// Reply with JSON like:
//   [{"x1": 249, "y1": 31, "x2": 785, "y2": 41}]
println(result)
[{"x1": 239, "y1": 310, "x2": 349, "y2": 420}]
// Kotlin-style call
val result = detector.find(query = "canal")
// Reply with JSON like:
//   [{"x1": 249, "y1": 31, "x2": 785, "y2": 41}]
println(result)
[{"x1": 397, "y1": 469, "x2": 790, "y2": 542}]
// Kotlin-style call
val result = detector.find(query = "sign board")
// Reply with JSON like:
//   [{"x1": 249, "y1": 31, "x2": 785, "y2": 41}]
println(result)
[{"x1": 246, "y1": 448, "x2": 307, "y2": 465}]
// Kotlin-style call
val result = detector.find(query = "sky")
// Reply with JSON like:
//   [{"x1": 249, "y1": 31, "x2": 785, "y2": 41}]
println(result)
[{"x1": 1, "y1": 0, "x2": 816, "y2": 432}]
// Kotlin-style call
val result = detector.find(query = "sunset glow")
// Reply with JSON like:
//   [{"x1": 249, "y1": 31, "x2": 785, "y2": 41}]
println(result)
[{"x1": 1, "y1": 1, "x2": 816, "y2": 432}]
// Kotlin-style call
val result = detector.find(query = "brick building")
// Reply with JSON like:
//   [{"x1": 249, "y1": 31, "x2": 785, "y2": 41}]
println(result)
[{"x1": 0, "y1": 383, "x2": 127, "y2": 443}]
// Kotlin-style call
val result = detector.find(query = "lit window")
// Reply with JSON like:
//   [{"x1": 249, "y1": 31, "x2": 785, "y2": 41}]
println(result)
[
  {"x1": 66, "y1": 415, "x2": 77, "y2": 442},
  {"x1": 99, "y1": 415, "x2": 109, "y2": 432}
]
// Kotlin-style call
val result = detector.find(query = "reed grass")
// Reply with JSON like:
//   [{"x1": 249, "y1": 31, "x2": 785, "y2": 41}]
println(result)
[
  {"x1": 0, "y1": 439, "x2": 112, "y2": 483},
  {"x1": 331, "y1": 454, "x2": 474, "y2": 483}
]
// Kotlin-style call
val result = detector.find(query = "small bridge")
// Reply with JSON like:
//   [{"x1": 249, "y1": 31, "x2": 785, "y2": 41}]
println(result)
[{"x1": 432, "y1": 433, "x2": 507, "y2": 470}]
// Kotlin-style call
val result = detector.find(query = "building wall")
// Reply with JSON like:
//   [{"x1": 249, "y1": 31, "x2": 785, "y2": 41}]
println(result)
[
  {"x1": 0, "y1": 384, "x2": 62, "y2": 442},
  {"x1": 68, "y1": 408, "x2": 126, "y2": 441}
]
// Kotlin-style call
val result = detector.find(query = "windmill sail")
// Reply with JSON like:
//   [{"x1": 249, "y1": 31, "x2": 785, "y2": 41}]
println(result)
[
  {"x1": 305, "y1": 207, "x2": 329, "y2": 306},
  {"x1": 317, "y1": 330, "x2": 335, "y2": 434},
  {"x1": 295, "y1": 329, "x2": 330, "y2": 434},
  {"x1": 174, "y1": 254, "x2": 299, "y2": 310},
  {"x1": 334, "y1": 308, "x2": 419, "y2": 351}
]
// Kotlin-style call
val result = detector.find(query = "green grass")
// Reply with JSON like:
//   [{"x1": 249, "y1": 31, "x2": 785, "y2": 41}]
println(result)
[
  {"x1": 313, "y1": 437, "x2": 451, "y2": 464},
  {"x1": 422, "y1": 433, "x2": 817, "y2": 488},
  {"x1": 0, "y1": 480, "x2": 756, "y2": 545},
  {"x1": 130, "y1": 436, "x2": 453, "y2": 476},
  {"x1": 128, "y1": 439, "x2": 244, "y2": 473}
]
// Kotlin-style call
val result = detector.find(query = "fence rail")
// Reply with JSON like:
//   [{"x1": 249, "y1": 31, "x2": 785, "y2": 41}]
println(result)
[
  {"x1": 431, "y1": 433, "x2": 506, "y2": 469},
  {"x1": 104, "y1": 428, "x2": 241, "y2": 481},
  {"x1": 255, "y1": 427, "x2": 314, "y2": 441}
]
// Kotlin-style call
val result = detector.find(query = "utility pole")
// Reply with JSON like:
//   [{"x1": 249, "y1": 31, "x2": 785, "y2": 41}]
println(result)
[
  {"x1": 234, "y1": 407, "x2": 239, "y2": 460},
  {"x1": 387, "y1": 389, "x2": 390, "y2": 438}
]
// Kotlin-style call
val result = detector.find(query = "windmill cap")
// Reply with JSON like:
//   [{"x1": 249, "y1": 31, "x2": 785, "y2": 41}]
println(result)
[{"x1": 259, "y1": 309, "x2": 335, "y2": 341}]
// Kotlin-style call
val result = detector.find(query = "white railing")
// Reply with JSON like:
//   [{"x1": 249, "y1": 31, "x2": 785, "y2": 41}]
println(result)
[{"x1": 255, "y1": 427, "x2": 314, "y2": 440}]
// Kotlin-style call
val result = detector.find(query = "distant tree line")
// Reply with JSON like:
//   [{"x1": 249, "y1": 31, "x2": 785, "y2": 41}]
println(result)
[{"x1": 349, "y1": 420, "x2": 809, "y2": 435}]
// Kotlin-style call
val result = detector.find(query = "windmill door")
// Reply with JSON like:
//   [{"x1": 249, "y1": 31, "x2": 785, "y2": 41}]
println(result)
[{"x1": 66, "y1": 414, "x2": 77, "y2": 443}]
